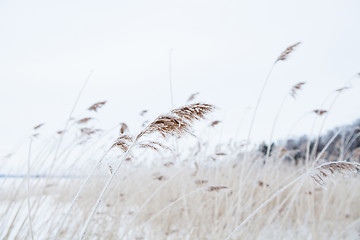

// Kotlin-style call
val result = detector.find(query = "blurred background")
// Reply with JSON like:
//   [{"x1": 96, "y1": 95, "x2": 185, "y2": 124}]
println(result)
[{"x1": 1, "y1": 0, "x2": 360, "y2": 155}]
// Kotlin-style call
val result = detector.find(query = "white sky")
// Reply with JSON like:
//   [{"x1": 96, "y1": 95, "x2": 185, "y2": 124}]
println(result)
[{"x1": 1, "y1": 0, "x2": 360, "y2": 155}]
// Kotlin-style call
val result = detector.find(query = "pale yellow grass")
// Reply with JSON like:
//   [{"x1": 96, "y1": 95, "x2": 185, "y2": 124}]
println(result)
[{"x1": 2, "y1": 155, "x2": 360, "y2": 239}]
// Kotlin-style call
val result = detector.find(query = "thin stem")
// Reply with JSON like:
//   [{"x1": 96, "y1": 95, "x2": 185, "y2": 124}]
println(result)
[
  {"x1": 139, "y1": 188, "x2": 206, "y2": 229},
  {"x1": 79, "y1": 144, "x2": 135, "y2": 240},
  {"x1": 310, "y1": 74, "x2": 357, "y2": 161},
  {"x1": 120, "y1": 167, "x2": 187, "y2": 239},
  {"x1": 53, "y1": 148, "x2": 112, "y2": 240},
  {"x1": 335, "y1": 216, "x2": 360, "y2": 239},
  {"x1": 234, "y1": 107, "x2": 251, "y2": 141},
  {"x1": 312, "y1": 128, "x2": 342, "y2": 165},
  {"x1": 265, "y1": 93, "x2": 288, "y2": 162},
  {"x1": 30, "y1": 70, "x2": 93, "y2": 229},
  {"x1": 239, "y1": 63, "x2": 276, "y2": 187},
  {"x1": 224, "y1": 174, "x2": 305, "y2": 240},
  {"x1": 27, "y1": 138, "x2": 34, "y2": 240},
  {"x1": 169, "y1": 49, "x2": 174, "y2": 108},
  {"x1": 48, "y1": 69, "x2": 93, "y2": 177},
  {"x1": 243, "y1": 63, "x2": 276, "y2": 161}
]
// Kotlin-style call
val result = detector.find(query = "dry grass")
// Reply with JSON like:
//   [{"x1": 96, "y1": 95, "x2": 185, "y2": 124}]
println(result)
[
  {"x1": 310, "y1": 161, "x2": 360, "y2": 186},
  {"x1": 276, "y1": 42, "x2": 302, "y2": 62},
  {"x1": 290, "y1": 82, "x2": 306, "y2": 99},
  {"x1": 2, "y1": 94, "x2": 360, "y2": 239},
  {"x1": 1, "y1": 156, "x2": 360, "y2": 239},
  {"x1": 88, "y1": 101, "x2": 107, "y2": 112},
  {"x1": 1, "y1": 43, "x2": 360, "y2": 239}
]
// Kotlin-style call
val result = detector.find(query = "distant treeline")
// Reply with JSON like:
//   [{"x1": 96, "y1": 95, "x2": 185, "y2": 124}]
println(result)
[{"x1": 259, "y1": 119, "x2": 360, "y2": 164}]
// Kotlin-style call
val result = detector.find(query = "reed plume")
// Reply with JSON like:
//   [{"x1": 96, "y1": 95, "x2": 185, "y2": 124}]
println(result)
[
  {"x1": 139, "y1": 115, "x2": 192, "y2": 139},
  {"x1": 88, "y1": 101, "x2": 107, "y2": 112},
  {"x1": 140, "y1": 110, "x2": 148, "y2": 116},
  {"x1": 187, "y1": 92, "x2": 200, "y2": 102},
  {"x1": 119, "y1": 122, "x2": 129, "y2": 134},
  {"x1": 116, "y1": 103, "x2": 215, "y2": 150},
  {"x1": 210, "y1": 120, "x2": 221, "y2": 127},
  {"x1": 290, "y1": 82, "x2": 306, "y2": 98},
  {"x1": 80, "y1": 128, "x2": 101, "y2": 136},
  {"x1": 276, "y1": 42, "x2": 302, "y2": 62},
  {"x1": 336, "y1": 86, "x2": 349, "y2": 92},
  {"x1": 33, "y1": 123, "x2": 45, "y2": 130},
  {"x1": 137, "y1": 103, "x2": 215, "y2": 140},
  {"x1": 77, "y1": 117, "x2": 93, "y2": 124},
  {"x1": 56, "y1": 130, "x2": 65, "y2": 135},
  {"x1": 310, "y1": 161, "x2": 360, "y2": 186},
  {"x1": 138, "y1": 141, "x2": 172, "y2": 152},
  {"x1": 112, "y1": 135, "x2": 134, "y2": 152},
  {"x1": 313, "y1": 109, "x2": 328, "y2": 116}
]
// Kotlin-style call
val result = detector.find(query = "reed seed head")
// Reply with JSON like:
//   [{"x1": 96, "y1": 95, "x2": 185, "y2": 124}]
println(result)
[
  {"x1": 33, "y1": 123, "x2": 45, "y2": 130},
  {"x1": 138, "y1": 141, "x2": 171, "y2": 152},
  {"x1": 210, "y1": 120, "x2": 221, "y2": 127},
  {"x1": 119, "y1": 123, "x2": 129, "y2": 134},
  {"x1": 77, "y1": 117, "x2": 93, "y2": 124},
  {"x1": 138, "y1": 103, "x2": 215, "y2": 140},
  {"x1": 276, "y1": 42, "x2": 301, "y2": 62},
  {"x1": 336, "y1": 86, "x2": 350, "y2": 92},
  {"x1": 140, "y1": 110, "x2": 148, "y2": 116},
  {"x1": 80, "y1": 128, "x2": 101, "y2": 136},
  {"x1": 290, "y1": 82, "x2": 306, "y2": 98},
  {"x1": 187, "y1": 92, "x2": 200, "y2": 102},
  {"x1": 88, "y1": 101, "x2": 107, "y2": 112},
  {"x1": 313, "y1": 109, "x2": 328, "y2": 116},
  {"x1": 310, "y1": 161, "x2": 360, "y2": 186},
  {"x1": 112, "y1": 134, "x2": 134, "y2": 152}
]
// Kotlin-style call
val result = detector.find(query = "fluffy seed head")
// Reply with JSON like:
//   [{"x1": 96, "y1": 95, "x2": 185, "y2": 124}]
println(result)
[
  {"x1": 57, "y1": 130, "x2": 65, "y2": 135},
  {"x1": 112, "y1": 134, "x2": 134, "y2": 152},
  {"x1": 187, "y1": 92, "x2": 200, "y2": 102},
  {"x1": 138, "y1": 141, "x2": 171, "y2": 152},
  {"x1": 138, "y1": 103, "x2": 215, "y2": 140},
  {"x1": 310, "y1": 161, "x2": 360, "y2": 186},
  {"x1": 140, "y1": 110, "x2": 148, "y2": 116},
  {"x1": 276, "y1": 42, "x2": 301, "y2": 62},
  {"x1": 33, "y1": 123, "x2": 45, "y2": 130},
  {"x1": 313, "y1": 109, "x2": 328, "y2": 116},
  {"x1": 336, "y1": 86, "x2": 350, "y2": 92},
  {"x1": 80, "y1": 128, "x2": 101, "y2": 136},
  {"x1": 210, "y1": 120, "x2": 221, "y2": 127},
  {"x1": 77, "y1": 117, "x2": 93, "y2": 124},
  {"x1": 119, "y1": 123, "x2": 129, "y2": 134},
  {"x1": 290, "y1": 82, "x2": 306, "y2": 98},
  {"x1": 88, "y1": 101, "x2": 107, "y2": 112}
]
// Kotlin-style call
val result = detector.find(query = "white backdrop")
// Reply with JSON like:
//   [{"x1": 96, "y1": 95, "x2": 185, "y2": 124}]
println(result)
[{"x1": 1, "y1": 0, "x2": 360, "y2": 155}]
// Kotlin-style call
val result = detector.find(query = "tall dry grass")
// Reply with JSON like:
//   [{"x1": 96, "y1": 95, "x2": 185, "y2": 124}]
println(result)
[
  {"x1": 1, "y1": 42, "x2": 360, "y2": 240},
  {"x1": 2, "y1": 154, "x2": 360, "y2": 239}
]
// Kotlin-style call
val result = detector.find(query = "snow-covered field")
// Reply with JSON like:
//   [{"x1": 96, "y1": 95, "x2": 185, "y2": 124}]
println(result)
[{"x1": 1, "y1": 153, "x2": 360, "y2": 239}]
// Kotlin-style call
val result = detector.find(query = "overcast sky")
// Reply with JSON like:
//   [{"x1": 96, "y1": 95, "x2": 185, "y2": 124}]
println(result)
[{"x1": 1, "y1": 0, "x2": 360, "y2": 155}]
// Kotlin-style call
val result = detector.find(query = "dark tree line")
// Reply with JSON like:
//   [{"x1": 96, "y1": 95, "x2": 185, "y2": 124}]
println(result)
[{"x1": 259, "y1": 119, "x2": 360, "y2": 164}]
